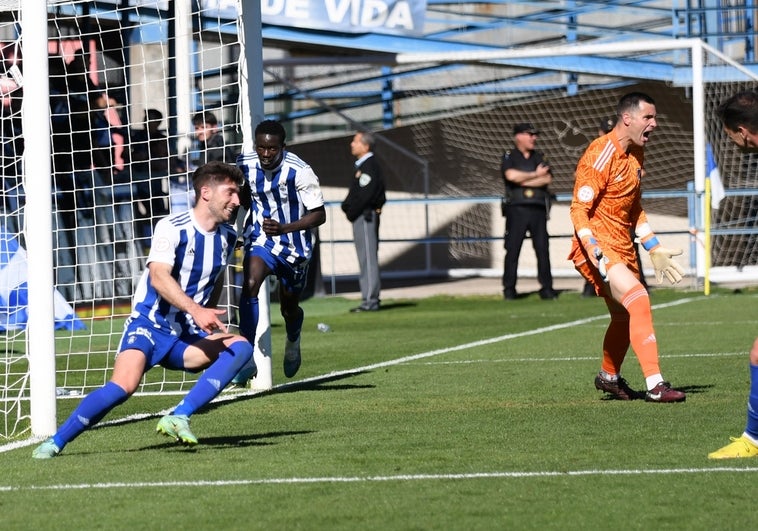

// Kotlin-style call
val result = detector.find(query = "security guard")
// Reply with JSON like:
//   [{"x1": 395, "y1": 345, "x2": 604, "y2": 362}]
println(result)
[{"x1": 501, "y1": 123, "x2": 557, "y2": 300}]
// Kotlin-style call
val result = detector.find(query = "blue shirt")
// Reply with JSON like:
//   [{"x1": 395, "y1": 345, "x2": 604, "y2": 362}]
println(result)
[
  {"x1": 131, "y1": 209, "x2": 237, "y2": 336},
  {"x1": 237, "y1": 149, "x2": 324, "y2": 265}
]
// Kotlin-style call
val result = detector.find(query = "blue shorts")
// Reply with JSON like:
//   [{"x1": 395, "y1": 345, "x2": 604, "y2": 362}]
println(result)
[
  {"x1": 117, "y1": 315, "x2": 206, "y2": 373},
  {"x1": 246, "y1": 245, "x2": 309, "y2": 295}
]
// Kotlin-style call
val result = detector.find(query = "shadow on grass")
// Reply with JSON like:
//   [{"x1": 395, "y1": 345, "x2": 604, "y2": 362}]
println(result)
[{"x1": 138, "y1": 429, "x2": 315, "y2": 452}]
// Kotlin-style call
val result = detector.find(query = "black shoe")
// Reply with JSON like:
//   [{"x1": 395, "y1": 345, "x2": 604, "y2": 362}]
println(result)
[
  {"x1": 350, "y1": 306, "x2": 379, "y2": 313},
  {"x1": 594, "y1": 373, "x2": 644, "y2": 400},
  {"x1": 539, "y1": 289, "x2": 558, "y2": 300},
  {"x1": 503, "y1": 289, "x2": 517, "y2": 300},
  {"x1": 645, "y1": 381, "x2": 686, "y2": 403}
]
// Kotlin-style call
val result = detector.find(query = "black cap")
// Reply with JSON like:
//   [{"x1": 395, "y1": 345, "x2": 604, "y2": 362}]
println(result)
[{"x1": 513, "y1": 123, "x2": 539, "y2": 135}]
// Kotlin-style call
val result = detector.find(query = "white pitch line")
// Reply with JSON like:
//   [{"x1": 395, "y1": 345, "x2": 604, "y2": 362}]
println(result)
[
  {"x1": 1, "y1": 467, "x2": 758, "y2": 492},
  {"x1": 420, "y1": 351, "x2": 747, "y2": 365},
  {"x1": 0, "y1": 296, "x2": 705, "y2": 454}
]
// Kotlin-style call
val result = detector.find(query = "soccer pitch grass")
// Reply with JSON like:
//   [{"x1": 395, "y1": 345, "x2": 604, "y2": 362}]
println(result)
[{"x1": 2, "y1": 286, "x2": 757, "y2": 529}]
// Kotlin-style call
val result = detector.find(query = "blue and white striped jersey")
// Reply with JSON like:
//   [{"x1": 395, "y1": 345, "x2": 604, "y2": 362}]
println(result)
[
  {"x1": 131, "y1": 209, "x2": 237, "y2": 335},
  {"x1": 237, "y1": 149, "x2": 325, "y2": 265}
]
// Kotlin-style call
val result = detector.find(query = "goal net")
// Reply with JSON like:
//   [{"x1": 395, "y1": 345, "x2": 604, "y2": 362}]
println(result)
[
  {"x1": 268, "y1": 41, "x2": 758, "y2": 286},
  {"x1": 1, "y1": 1, "x2": 252, "y2": 440}
]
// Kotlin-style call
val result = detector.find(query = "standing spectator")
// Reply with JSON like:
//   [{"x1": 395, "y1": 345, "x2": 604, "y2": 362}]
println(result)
[
  {"x1": 341, "y1": 131, "x2": 386, "y2": 312},
  {"x1": 191, "y1": 111, "x2": 238, "y2": 320},
  {"x1": 501, "y1": 123, "x2": 557, "y2": 300},
  {"x1": 130, "y1": 108, "x2": 173, "y2": 249},
  {"x1": 32, "y1": 161, "x2": 253, "y2": 458},
  {"x1": 192, "y1": 111, "x2": 235, "y2": 165},
  {"x1": 709, "y1": 90, "x2": 758, "y2": 458},
  {"x1": 90, "y1": 91, "x2": 126, "y2": 184},
  {"x1": 569, "y1": 91, "x2": 686, "y2": 403},
  {"x1": 231, "y1": 120, "x2": 326, "y2": 385}
]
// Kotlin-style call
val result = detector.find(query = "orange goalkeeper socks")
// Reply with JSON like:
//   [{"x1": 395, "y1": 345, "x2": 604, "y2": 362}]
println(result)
[{"x1": 621, "y1": 285, "x2": 661, "y2": 378}]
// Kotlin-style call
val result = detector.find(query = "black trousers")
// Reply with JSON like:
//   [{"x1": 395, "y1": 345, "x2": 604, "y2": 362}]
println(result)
[{"x1": 502, "y1": 204, "x2": 553, "y2": 292}]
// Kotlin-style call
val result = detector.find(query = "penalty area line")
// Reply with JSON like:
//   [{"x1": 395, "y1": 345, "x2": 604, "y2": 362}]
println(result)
[{"x1": 2, "y1": 466, "x2": 758, "y2": 491}]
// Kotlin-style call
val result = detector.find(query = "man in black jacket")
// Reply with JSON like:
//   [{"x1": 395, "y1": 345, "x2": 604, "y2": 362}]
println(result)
[
  {"x1": 501, "y1": 123, "x2": 557, "y2": 300},
  {"x1": 341, "y1": 131, "x2": 386, "y2": 312}
]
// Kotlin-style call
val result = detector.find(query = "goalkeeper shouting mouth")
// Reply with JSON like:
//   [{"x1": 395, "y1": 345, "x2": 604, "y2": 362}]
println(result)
[{"x1": 568, "y1": 91, "x2": 686, "y2": 404}]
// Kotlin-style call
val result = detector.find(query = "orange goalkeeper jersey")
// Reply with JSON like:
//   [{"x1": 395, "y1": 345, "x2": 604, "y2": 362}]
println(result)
[{"x1": 568, "y1": 131, "x2": 649, "y2": 269}]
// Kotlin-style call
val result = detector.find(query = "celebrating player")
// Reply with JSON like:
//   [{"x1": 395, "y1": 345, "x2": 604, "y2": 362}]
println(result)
[
  {"x1": 33, "y1": 161, "x2": 253, "y2": 458},
  {"x1": 231, "y1": 119, "x2": 326, "y2": 385},
  {"x1": 568, "y1": 91, "x2": 686, "y2": 403},
  {"x1": 708, "y1": 90, "x2": 758, "y2": 458}
]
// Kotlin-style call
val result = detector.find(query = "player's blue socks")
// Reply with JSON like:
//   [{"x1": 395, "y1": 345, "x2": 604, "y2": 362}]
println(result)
[
  {"x1": 173, "y1": 340, "x2": 254, "y2": 417},
  {"x1": 238, "y1": 294, "x2": 259, "y2": 344},
  {"x1": 52, "y1": 381, "x2": 128, "y2": 450},
  {"x1": 285, "y1": 307, "x2": 304, "y2": 342},
  {"x1": 745, "y1": 363, "x2": 758, "y2": 440}
]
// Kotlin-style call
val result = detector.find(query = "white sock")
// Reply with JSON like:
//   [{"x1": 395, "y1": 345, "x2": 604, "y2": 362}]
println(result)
[
  {"x1": 743, "y1": 432, "x2": 758, "y2": 446},
  {"x1": 645, "y1": 374, "x2": 664, "y2": 391}
]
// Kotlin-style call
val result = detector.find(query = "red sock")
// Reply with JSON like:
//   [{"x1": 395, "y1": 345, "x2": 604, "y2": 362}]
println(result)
[{"x1": 621, "y1": 285, "x2": 660, "y2": 378}]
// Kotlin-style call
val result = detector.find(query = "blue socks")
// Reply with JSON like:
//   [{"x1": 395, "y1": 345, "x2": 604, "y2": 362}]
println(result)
[
  {"x1": 173, "y1": 340, "x2": 254, "y2": 417},
  {"x1": 746, "y1": 363, "x2": 758, "y2": 440},
  {"x1": 53, "y1": 381, "x2": 128, "y2": 449},
  {"x1": 239, "y1": 294, "x2": 259, "y2": 344}
]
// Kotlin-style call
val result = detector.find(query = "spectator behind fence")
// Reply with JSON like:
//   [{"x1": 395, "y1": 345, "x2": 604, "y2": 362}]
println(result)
[
  {"x1": 90, "y1": 91, "x2": 126, "y2": 184},
  {"x1": 32, "y1": 161, "x2": 253, "y2": 459},
  {"x1": 130, "y1": 108, "x2": 175, "y2": 250},
  {"x1": 500, "y1": 122, "x2": 557, "y2": 301},
  {"x1": 192, "y1": 111, "x2": 236, "y2": 165}
]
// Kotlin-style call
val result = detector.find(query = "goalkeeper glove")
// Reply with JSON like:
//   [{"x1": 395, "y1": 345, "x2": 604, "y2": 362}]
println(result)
[
  {"x1": 580, "y1": 234, "x2": 609, "y2": 281},
  {"x1": 649, "y1": 246, "x2": 685, "y2": 284}
]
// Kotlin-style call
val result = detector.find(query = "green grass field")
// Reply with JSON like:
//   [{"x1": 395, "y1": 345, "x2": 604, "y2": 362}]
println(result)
[{"x1": 2, "y1": 285, "x2": 757, "y2": 530}]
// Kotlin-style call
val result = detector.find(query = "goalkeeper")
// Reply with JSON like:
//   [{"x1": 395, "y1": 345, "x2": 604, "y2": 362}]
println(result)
[{"x1": 568, "y1": 91, "x2": 686, "y2": 403}]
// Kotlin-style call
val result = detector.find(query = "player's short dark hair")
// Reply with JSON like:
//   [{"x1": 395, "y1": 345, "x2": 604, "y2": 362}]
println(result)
[
  {"x1": 617, "y1": 92, "x2": 655, "y2": 117},
  {"x1": 192, "y1": 160, "x2": 244, "y2": 195},
  {"x1": 255, "y1": 119, "x2": 287, "y2": 144},
  {"x1": 192, "y1": 111, "x2": 218, "y2": 127},
  {"x1": 716, "y1": 90, "x2": 758, "y2": 134}
]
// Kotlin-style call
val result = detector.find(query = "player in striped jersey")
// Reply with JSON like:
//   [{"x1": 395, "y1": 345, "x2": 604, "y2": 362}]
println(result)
[
  {"x1": 33, "y1": 162, "x2": 254, "y2": 458},
  {"x1": 708, "y1": 91, "x2": 758, "y2": 458},
  {"x1": 568, "y1": 92, "x2": 686, "y2": 403},
  {"x1": 232, "y1": 120, "x2": 326, "y2": 384}
]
